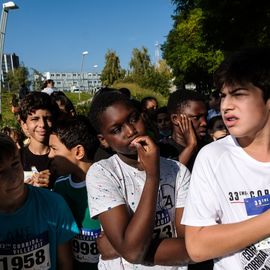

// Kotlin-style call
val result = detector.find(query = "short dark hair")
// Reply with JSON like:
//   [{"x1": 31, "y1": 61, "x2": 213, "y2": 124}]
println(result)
[
  {"x1": 51, "y1": 115, "x2": 99, "y2": 161},
  {"x1": 214, "y1": 47, "x2": 270, "y2": 102},
  {"x1": 167, "y1": 90, "x2": 206, "y2": 115},
  {"x1": 141, "y1": 96, "x2": 158, "y2": 111},
  {"x1": 88, "y1": 90, "x2": 136, "y2": 134},
  {"x1": 19, "y1": 91, "x2": 59, "y2": 123},
  {"x1": 0, "y1": 133, "x2": 17, "y2": 164}
]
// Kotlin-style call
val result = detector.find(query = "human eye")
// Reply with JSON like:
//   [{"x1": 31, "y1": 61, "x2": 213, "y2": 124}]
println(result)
[
  {"x1": 220, "y1": 92, "x2": 226, "y2": 99},
  {"x1": 129, "y1": 112, "x2": 140, "y2": 123},
  {"x1": 30, "y1": 117, "x2": 39, "y2": 121},
  {"x1": 192, "y1": 115, "x2": 200, "y2": 121},
  {"x1": 111, "y1": 126, "x2": 121, "y2": 134}
]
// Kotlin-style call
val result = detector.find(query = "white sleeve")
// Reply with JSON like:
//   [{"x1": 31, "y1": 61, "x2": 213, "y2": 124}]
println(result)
[
  {"x1": 86, "y1": 162, "x2": 126, "y2": 218},
  {"x1": 175, "y1": 163, "x2": 191, "y2": 209},
  {"x1": 181, "y1": 148, "x2": 220, "y2": 226}
]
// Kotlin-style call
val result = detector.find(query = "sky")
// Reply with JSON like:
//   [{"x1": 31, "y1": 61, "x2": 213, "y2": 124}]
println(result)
[{"x1": 3, "y1": 0, "x2": 175, "y2": 74}]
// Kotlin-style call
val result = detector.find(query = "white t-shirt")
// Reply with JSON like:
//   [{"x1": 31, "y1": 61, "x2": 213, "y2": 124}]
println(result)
[
  {"x1": 86, "y1": 154, "x2": 190, "y2": 270},
  {"x1": 182, "y1": 135, "x2": 270, "y2": 270}
]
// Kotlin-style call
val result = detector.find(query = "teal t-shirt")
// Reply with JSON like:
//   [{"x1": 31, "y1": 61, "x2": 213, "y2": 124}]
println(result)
[
  {"x1": 54, "y1": 175, "x2": 100, "y2": 265},
  {"x1": 0, "y1": 184, "x2": 79, "y2": 270}
]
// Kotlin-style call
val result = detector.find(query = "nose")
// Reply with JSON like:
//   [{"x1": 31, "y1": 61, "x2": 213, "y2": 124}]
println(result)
[
  {"x1": 38, "y1": 117, "x2": 46, "y2": 127},
  {"x1": 220, "y1": 95, "x2": 233, "y2": 114},
  {"x1": 200, "y1": 115, "x2": 207, "y2": 127},
  {"x1": 48, "y1": 148, "x2": 54, "y2": 158},
  {"x1": 124, "y1": 123, "x2": 136, "y2": 137}
]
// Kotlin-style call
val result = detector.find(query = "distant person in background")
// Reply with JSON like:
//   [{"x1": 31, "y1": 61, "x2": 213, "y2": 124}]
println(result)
[
  {"x1": 207, "y1": 115, "x2": 228, "y2": 142},
  {"x1": 18, "y1": 83, "x2": 30, "y2": 100},
  {"x1": 207, "y1": 90, "x2": 221, "y2": 121},
  {"x1": 1, "y1": 126, "x2": 24, "y2": 149},
  {"x1": 119, "y1": 87, "x2": 131, "y2": 99},
  {"x1": 141, "y1": 96, "x2": 159, "y2": 141},
  {"x1": 141, "y1": 96, "x2": 158, "y2": 112},
  {"x1": 155, "y1": 106, "x2": 172, "y2": 142},
  {"x1": 42, "y1": 79, "x2": 56, "y2": 95},
  {"x1": 11, "y1": 94, "x2": 20, "y2": 120},
  {"x1": 51, "y1": 91, "x2": 76, "y2": 119}
]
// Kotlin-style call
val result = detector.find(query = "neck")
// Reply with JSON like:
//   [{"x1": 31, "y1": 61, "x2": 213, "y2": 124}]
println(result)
[
  {"x1": 28, "y1": 141, "x2": 50, "y2": 155},
  {"x1": 117, "y1": 153, "x2": 143, "y2": 170},
  {"x1": 237, "y1": 125, "x2": 270, "y2": 162},
  {"x1": 71, "y1": 162, "x2": 92, "y2": 182}
]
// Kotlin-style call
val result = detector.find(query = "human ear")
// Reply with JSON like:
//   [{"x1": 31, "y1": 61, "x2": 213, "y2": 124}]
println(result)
[
  {"x1": 97, "y1": 134, "x2": 110, "y2": 149},
  {"x1": 73, "y1": 145, "x2": 85, "y2": 160}
]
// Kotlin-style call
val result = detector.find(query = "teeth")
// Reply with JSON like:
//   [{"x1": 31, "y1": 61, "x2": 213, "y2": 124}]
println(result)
[{"x1": 228, "y1": 117, "x2": 236, "y2": 121}]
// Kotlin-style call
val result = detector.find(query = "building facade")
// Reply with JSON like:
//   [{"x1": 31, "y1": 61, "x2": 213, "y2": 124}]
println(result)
[
  {"x1": 1, "y1": 53, "x2": 19, "y2": 82},
  {"x1": 43, "y1": 71, "x2": 102, "y2": 92}
]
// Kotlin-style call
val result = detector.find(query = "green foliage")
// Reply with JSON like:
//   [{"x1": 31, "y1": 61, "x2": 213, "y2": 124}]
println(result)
[
  {"x1": 167, "y1": 0, "x2": 270, "y2": 93},
  {"x1": 163, "y1": 7, "x2": 224, "y2": 93},
  {"x1": 128, "y1": 47, "x2": 172, "y2": 96},
  {"x1": 100, "y1": 50, "x2": 124, "y2": 86},
  {"x1": 5, "y1": 67, "x2": 30, "y2": 92}
]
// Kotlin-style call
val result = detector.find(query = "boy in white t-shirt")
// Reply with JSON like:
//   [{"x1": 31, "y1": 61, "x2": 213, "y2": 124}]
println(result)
[
  {"x1": 87, "y1": 90, "x2": 191, "y2": 269},
  {"x1": 182, "y1": 48, "x2": 270, "y2": 270}
]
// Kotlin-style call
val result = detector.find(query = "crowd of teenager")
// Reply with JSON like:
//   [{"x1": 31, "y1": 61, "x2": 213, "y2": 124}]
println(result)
[{"x1": 1, "y1": 47, "x2": 270, "y2": 270}]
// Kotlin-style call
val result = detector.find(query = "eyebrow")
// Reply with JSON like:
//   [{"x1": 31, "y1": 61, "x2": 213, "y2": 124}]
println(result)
[{"x1": 221, "y1": 87, "x2": 249, "y2": 94}]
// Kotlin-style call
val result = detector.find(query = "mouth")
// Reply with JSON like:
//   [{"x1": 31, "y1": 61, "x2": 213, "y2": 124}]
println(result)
[{"x1": 224, "y1": 116, "x2": 238, "y2": 128}]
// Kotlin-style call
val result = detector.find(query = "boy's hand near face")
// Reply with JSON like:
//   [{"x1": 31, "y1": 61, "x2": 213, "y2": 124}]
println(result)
[
  {"x1": 177, "y1": 114, "x2": 197, "y2": 149},
  {"x1": 130, "y1": 136, "x2": 160, "y2": 178},
  {"x1": 175, "y1": 114, "x2": 197, "y2": 166}
]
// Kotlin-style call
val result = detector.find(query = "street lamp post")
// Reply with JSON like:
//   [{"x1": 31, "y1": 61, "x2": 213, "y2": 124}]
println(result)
[
  {"x1": 79, "y1": 50, "x2": 88, "y2": 101},
  {"x1": 0, "y1": 1, "x2": 19, "y2": 120}
]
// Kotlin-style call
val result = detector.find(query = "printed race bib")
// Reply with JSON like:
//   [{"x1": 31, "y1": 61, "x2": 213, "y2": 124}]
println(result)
[
  {"x1": 152, "y1": 209, "x2": 174, "y2": 239},
  {"x1": 244, "y1": 195, "x2": 270, "y2": 251},
  {"x1": 0, "y1": 231, "x2": 51, "y2": 270},
  {"x1": 72, "y1": 228, "x2": 100, "y2": 263},
  {"x1": 244, "y1": 195, "x2": 270, "y2": 216}
]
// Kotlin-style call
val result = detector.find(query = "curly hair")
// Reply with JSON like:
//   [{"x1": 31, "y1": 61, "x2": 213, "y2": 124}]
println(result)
[{"x1": 19, "y1": 91, "x2": 59, "y2": 123}]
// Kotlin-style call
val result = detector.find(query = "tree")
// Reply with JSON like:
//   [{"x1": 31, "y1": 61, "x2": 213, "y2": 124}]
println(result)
[
  {"x1": 5, "y1": 66, "x2": 30, "y2": 92},
  {"x1": 129, "y1": 47, "x2": 153, "y2": 82},
  {"x1": 163, "y1": 8, "x2": 223, "y2": 93},
  {"x1": 100, "y1": 50, "x2": 124, "y2": 86},
  {"x1": 31, "y1": 68, "x2": 46, "y2": 91}
]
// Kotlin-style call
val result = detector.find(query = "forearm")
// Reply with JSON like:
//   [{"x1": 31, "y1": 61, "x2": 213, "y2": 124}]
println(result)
[
  {"x1": 144, "y1": 238, "x2": 190, "y2": 266},
  {"x1": 178, "y1": 145, "x2": 196, "y2": 166},
  {"x1": 121, "y1": 174, "x2": 160, "y2": 262},
  {"x1": 99, "y1": 173, "x2": 160, "y2": 263},
  {"x1": 186, "y1": 211, "x2": 270, "y2": 262},
  {"x1": 57, "y1": 242, "x2": 73, "y2": 270}
]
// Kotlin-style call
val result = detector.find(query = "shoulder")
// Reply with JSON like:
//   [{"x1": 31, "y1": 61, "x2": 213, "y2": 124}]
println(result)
[
  {"x1": 54, "y1": 175, "x2": 70, "y2": 185},
  {"x1": 29, "y1": 185, "x2": 67, "y2": 206},
  {"x1": 88, "y1": 155, "x2": 119, "y2": 175},
  {"x1": 194, "y1": 135, "x2": 237, "y2": 171},
  {"x1": 160, "y1": 157, "x2": 190, "y2": 182}
]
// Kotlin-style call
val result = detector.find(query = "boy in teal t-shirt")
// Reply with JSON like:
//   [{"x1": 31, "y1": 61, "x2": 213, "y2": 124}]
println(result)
[
  {"x1": 0, "y1": 133, "x2": 78, "y2": 270},
  {"x1": 49, "y1": 116, "x2": 101, "y2": 270}
]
